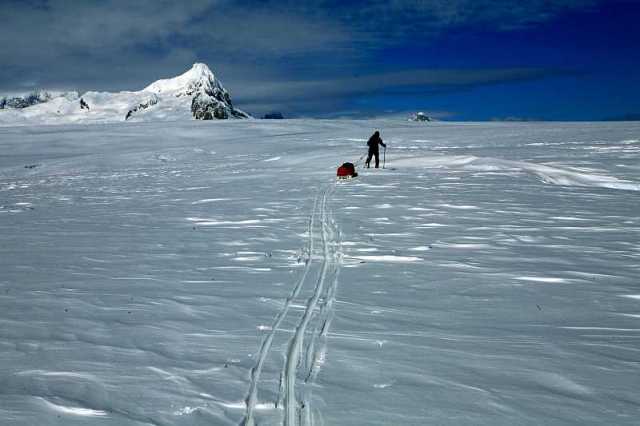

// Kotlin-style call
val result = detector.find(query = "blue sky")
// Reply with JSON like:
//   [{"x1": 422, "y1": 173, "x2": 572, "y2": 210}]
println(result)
[{"x1": 1, "y1": 0, "x2": 638, "y2": 120}]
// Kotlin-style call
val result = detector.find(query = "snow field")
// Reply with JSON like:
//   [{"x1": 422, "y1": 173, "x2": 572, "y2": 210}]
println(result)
[{"x1": 1, "y1": 120, "x2": 639, "y2": 425}]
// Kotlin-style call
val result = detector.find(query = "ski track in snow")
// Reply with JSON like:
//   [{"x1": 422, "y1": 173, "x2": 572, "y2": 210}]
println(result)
[
  {"x1": 242, "y1": 194, "x2": 319, "y2": 426},
  {"x1": 242, "y1": 181, "x2": 341, "y2": 426},
  {"x1": 283, "y1": 183, "x2": 339, "y2": 426}
]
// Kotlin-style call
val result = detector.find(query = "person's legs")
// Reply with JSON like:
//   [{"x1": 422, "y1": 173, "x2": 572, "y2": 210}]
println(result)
[
  {"x1": 366, "y1": 151, "x2": 373, "y2": 168},
  {"x1": 374, "y1": 151, "x2": 380, "y2": 168}
]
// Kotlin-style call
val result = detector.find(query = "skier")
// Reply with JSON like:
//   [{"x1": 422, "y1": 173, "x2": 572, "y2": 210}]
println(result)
[{"x1": 365, "y1": 130, "x2": 386, "y2": 168}]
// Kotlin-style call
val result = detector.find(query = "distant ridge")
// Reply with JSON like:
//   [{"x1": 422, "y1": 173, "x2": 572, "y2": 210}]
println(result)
[{"x1": 0, "y1": 63, "x2": 251, "y2": 126}]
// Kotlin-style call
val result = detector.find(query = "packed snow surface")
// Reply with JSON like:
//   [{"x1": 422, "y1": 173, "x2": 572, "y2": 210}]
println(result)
[{"x1": 1, "y1": 120, "x2": 639, "y2": 425}]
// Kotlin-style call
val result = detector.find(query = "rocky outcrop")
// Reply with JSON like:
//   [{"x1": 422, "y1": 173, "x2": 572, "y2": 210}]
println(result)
[
  {"x1": 190, "y1": 89, "x2": 249, "y2": 120},
  {"x1": 125, "y1": 94, "x2": 159, "y2": 120},
  {"x1": 409, "y1": 112, "x2": 432, "y2": 122},
  {"x1": 1, "y1": 91, "x2": 53, "y2": 109},
  {"x1": 0, "y1": 91, "x2": 79, "y2": 110}
]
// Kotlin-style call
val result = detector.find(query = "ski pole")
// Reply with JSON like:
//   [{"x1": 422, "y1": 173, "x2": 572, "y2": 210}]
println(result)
[{"x1": 383, "y1": 146, "x2": 386, "y2": 169}]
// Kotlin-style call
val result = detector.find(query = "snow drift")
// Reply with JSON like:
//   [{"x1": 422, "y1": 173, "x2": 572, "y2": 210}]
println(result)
[{"x1": 391, "y1": 155, "x2": 640, "y2": 191}]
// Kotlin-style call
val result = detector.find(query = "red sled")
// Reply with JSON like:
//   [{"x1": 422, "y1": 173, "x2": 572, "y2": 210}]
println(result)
[{"x1": 337, "y1": 162, "x2": 358, "y2": 180}]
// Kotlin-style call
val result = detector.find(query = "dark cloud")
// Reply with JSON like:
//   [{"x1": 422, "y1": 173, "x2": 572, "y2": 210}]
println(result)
[
  {"x1": 231, "y1": 67, "x2": 576, "y2": 116},
  {"x1": 234, "y1": 67, "x2": 573, "y2": 102},
  {"x1": 1, "y1": 1, "x2": 209, "y2": 57},
  {"x1": 0, "y1": 0, "x2": 604, "y2": 115},
  {"x1": 226, "y1": 0, "x2": 600, "y2": 44}
]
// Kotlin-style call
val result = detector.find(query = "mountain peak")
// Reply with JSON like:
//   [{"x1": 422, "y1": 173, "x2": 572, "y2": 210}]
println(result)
[
  {"x1": 184, "y1": 63, "x2": 216, "y2": 83},
  {"x1": 143, "y1": 63, "x2": 220, "y2": 95},
  {"x1": 141, "y1": 63, "x2": 249, "y2": 119},
  {"x1": 190, "y1": 62, "x2": 212, "y2": 73}
]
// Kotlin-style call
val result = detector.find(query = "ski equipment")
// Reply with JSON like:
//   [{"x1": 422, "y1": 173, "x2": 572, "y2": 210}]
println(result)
[{"x1": 337, "y1": 162, "x2": 358, "y2": 180}]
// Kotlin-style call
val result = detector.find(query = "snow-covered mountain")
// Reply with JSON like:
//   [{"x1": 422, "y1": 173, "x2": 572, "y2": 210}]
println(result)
[
  {"x1": 0, "y1": 90, "x2": 79, "y2": 110},
  {"x1": 408, "y1": 111, "x2": 433, "y2": 122},
  {"x1": 144, "y1": 63, "x2": 249, "y2": 120},
  {"x1": 0, "y1": 63, "x2": 250, "y2": 126}
]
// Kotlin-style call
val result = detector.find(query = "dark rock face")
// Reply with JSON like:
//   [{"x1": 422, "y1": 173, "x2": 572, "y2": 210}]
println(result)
[
  {"x1": 263, "y1": 112, "x2": 284, "y2": 119},
  {"x1": 141, "y1": 63, "x2": 251, "y2": 120},
  {"x1": 0, "y1": 91, "x2": 53, "y2": 109},
  {"x1": 125, "y1": 95, "x2": 159, "y2": 120},
  {"x1": 164, "y1": 64, "x2": 250, "y2": 120},
  {"x1": 190, "y1": 91, "x2": 249, "y2": 120}
]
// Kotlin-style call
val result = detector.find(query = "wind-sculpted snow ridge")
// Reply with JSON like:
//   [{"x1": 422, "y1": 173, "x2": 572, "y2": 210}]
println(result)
[
  {"x1": 0, "y1": 63, "x2": 249, "y2": 126},
  {"x1": 391, "y1": 154, "x2": 640, "y2": 191}
]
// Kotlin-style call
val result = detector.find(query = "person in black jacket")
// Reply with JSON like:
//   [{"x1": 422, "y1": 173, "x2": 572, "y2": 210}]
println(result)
[{"x1": 365, "y1": 130, "x2": 386, "y2": 168}]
